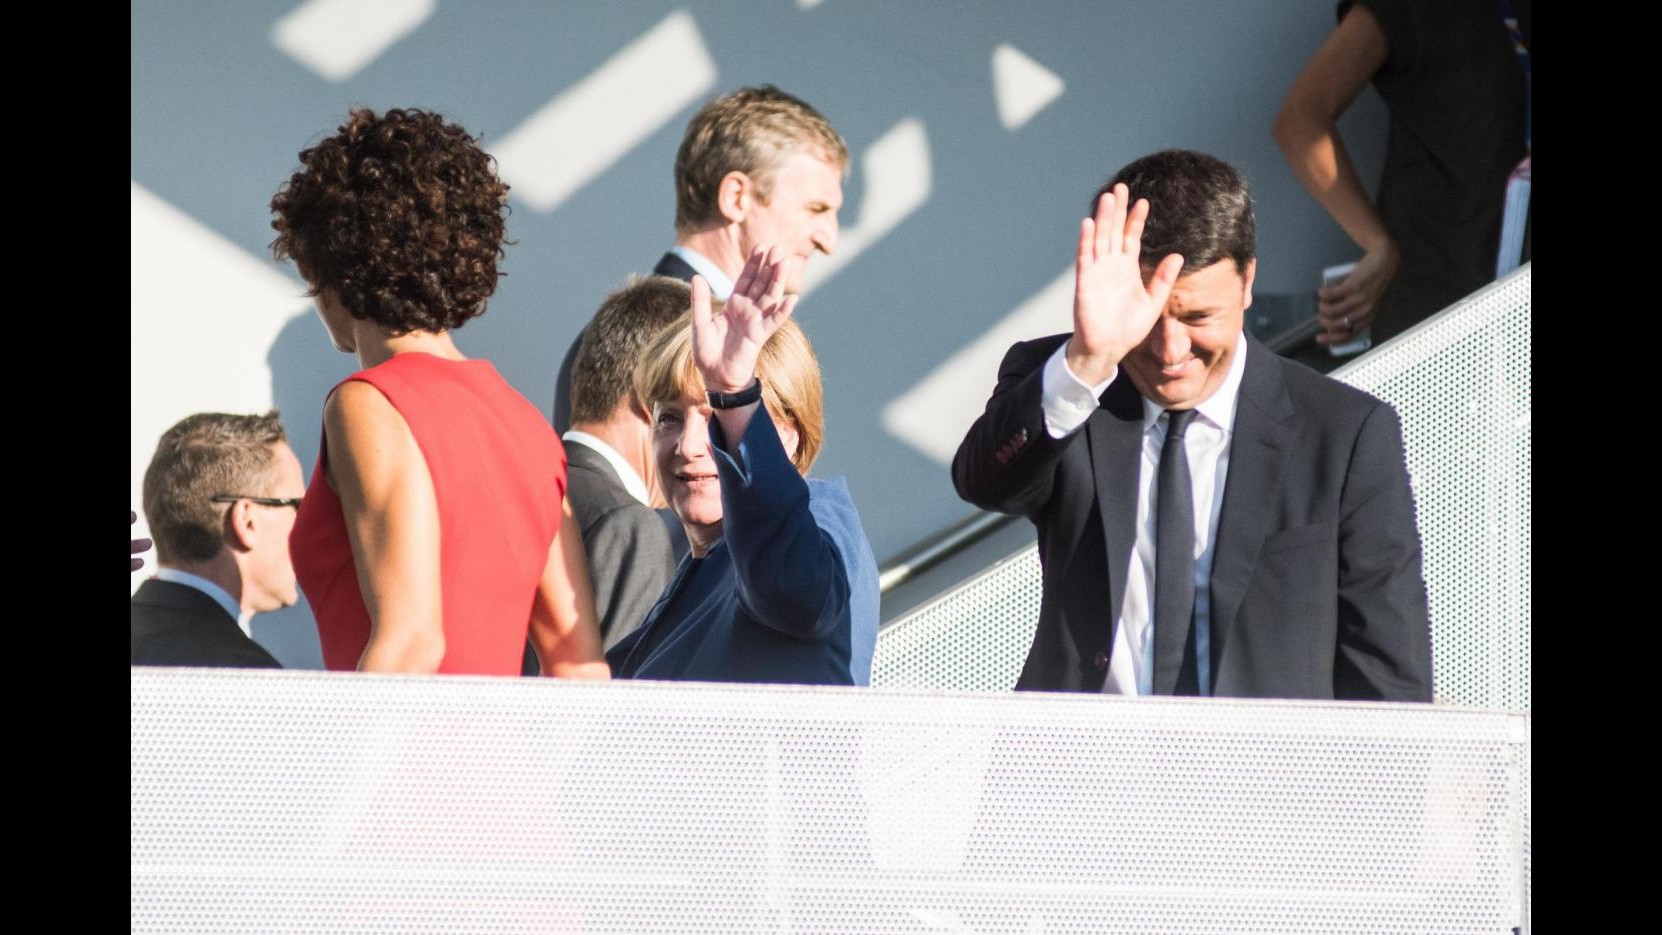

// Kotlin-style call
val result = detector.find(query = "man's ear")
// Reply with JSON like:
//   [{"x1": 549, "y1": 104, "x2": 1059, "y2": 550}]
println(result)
[
  {"x1": 223, "y1": 500, "x2": 258, "y2": 552},
  {"x1": 630, "y1": 393, "x2": 653, "y2": 427},
  {"x1": 716, "y1": 170, "x2": 752, "y2": 224},
  {"x1": 1241, "y1": 258, "x2": 1257, "y2": 309}
]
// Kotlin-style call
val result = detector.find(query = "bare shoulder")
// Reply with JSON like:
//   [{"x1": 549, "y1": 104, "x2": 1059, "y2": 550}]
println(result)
[
  {"x1": 323, "y1": 380, "x2": 425, "y2": 491},
  {"x1": 325, "y1": 379, "x2": 399, "y2": 428}
]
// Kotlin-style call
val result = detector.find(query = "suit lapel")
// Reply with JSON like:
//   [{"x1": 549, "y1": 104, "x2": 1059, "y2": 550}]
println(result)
[
  {"x1": 1087, "y1": 375, "x2": 1146, "y2": 627},
  {"x1": 1207, "y1": 340, "x2": 1293, "y2": 685}
]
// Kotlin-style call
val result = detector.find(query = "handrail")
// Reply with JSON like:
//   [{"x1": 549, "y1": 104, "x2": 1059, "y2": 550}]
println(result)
[
  {"x1": 877, "y1": 509, "x2": 1017, "y2": 594},
  {"x1": 1264, "y1": 312, "x2": 1324, "y2": 355}
]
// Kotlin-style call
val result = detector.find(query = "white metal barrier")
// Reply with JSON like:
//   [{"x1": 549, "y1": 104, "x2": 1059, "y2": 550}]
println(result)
[
  {"x1": 132, "y1": 669, "x2": 1527, "y2": 933},
  {"x1": 873, "y1": 265, "x2": 1533, "y2": 715}
]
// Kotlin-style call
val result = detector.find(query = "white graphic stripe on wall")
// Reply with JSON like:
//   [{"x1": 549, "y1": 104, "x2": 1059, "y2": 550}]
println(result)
[
  {"x1": 882, "y1": 267, "x2": 1074, "y2": 465},
  {"x1": 271, "y1": 0, "x2": 435, "y2": 83},
  {"x1": 799, "y1": 118, "x2": 932, "y2": 299},
  {"x1": 489, "y1": 10, "x2": 717, "y2": 214},
  {"x1": 992, "y1": 43, "x2": 1066, "y2": 131}
]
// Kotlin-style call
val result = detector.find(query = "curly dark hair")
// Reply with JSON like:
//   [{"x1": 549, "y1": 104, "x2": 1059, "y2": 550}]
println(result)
[{"x1": 270, "y1": 108, "x2": 511, "y2": 333}]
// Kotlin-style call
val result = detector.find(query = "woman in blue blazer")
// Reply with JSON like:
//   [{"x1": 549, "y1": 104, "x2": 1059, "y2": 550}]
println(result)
[{"x1": 606, "y1": 246, "x2": 879, "y2": 686}]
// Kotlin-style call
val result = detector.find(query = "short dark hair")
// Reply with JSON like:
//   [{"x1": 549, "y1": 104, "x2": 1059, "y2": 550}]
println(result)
[
  {"x1": 142, "y1": 412, "x2": 289, "y2": 564},
  {"x1": 1096, "y1": 149, "x2": 1255, "y2": 275},
  {"x1": 571, "y1": 277, "x2": 692, "y2": 424},
  {"x1": 674, "y1": 85, "x2": 847, "y2": 234},
  {"x1": 270, "y1": 107, "x2": 511, "y2": 334}
]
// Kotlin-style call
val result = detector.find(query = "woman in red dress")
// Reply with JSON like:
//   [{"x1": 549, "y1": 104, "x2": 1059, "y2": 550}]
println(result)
[{"x1": 270, "y1": 108, "x2": 607, "y2": 677}]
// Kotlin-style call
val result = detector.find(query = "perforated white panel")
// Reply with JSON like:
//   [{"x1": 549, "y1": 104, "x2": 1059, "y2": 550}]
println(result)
[
  {"x1": 132, "y1": 669, "x2": 1526, "y2": 933},
  {"x1": 1517, "y1": 716, "x2": 1531, "y2": 931},
  {"x1": 875, "y1": 265, "x2": 1532, "y2": 716},
  {"x1": 1334, "y1": 267, "x2": 1531, "y2": 711},
  {"x1": 873, "y1": 550, "x2": 1041, "y2": 691}
]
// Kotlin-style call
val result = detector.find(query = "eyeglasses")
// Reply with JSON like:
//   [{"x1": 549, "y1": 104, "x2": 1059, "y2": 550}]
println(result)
[{"x1": 210, "y1": 494, "x2": 304, "y2": 510}]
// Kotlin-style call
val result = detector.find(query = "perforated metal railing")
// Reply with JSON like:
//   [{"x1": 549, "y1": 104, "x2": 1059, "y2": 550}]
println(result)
[
  {"x1": 1334, "y1": 267, "x2": 1532, "y2": 713},
  {"x1": 873, "y1": 264, "x2": 1533, "y2": 714},
  {"x1": 132, "y1": 669, "x2": 1527, "y2": 933}
]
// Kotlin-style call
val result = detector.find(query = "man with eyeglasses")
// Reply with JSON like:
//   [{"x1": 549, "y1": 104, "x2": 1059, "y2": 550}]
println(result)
[{"x1": 132, "y1": 411, "x2": 306, "y2": 668}]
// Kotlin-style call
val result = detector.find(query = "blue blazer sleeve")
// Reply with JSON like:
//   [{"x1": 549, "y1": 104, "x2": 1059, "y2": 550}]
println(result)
[{"x1": 708, "y1": 405, "x2": 867, "y2": 642}]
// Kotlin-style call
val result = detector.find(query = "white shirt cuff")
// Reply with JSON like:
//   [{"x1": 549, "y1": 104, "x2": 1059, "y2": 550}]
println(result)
[{"x1": 1041, "y1": 342, "x2": 1115, "y2": 438}]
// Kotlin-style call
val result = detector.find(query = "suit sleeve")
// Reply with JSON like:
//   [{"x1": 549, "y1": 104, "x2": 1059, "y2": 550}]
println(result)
[
  {"x1": 1333, "y1": 401, "x2": 1434, "y2": 701},
  {"x1": 583, "y1": 502, "x2": 676, "y2": 648},
  {"x1": 709, "y1": 406, "x2": 863, "y2": 641},
  {"x1": 951, "y1": 336, "x2": 1082, "y2": 518}
]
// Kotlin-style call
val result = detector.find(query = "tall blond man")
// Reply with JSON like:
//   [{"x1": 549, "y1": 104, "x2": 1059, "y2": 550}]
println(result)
[{"x1": 552, "y1": 85, "x2": 846, "y2": 432}]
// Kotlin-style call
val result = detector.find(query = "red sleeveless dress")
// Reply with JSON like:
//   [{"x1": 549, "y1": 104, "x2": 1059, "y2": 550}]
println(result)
[{"x1": 291, "y1": 353, "x2": 567, "y2": 674}]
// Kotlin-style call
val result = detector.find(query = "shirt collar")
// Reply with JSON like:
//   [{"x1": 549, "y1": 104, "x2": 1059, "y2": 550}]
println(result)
[
  {"x1": 669, "y1": 245, "x2": 735, "y2": 299},
  {"x1": 1140, "y1": 331, "x2": 1249, "y2": 433},
  {"x1": 562, "y1": 430, "x2": 653, "y2": 505},
  {"x1": 152, "y1": 567, "x2": 254, "y2": 638}
]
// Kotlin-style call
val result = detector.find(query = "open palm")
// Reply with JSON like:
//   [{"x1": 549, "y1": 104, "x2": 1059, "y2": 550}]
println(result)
[
  {"x1": 1067, "y1": 183, "x2": 1185, "y2": 384},
  {"x1": 691, "y1": 244, "x2": 799, "y2": 393}
]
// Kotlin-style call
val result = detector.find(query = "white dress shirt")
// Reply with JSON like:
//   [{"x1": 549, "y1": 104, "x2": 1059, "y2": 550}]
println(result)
[
  {"x1": 153, "y1": 567, "x2": 254, "y2": 638},
  {"x1": 668, "y1": 245, "x2": 735, "y2": 299},
  {"x1": 1039, "y1": 334, "x2": 1249, "y2": 696},
  {"x1": 562, "y1": 430, "x2": 652, "y2": 505}
]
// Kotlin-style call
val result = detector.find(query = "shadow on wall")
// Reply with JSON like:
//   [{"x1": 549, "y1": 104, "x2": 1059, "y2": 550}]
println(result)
[{"x1": 253, "y1": 309, "x2": 350, "y2": 669}]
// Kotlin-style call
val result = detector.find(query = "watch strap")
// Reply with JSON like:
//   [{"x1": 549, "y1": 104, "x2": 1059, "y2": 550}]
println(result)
[{"x1": 707, "y1": 377, "x2": 762, "y2": 410}]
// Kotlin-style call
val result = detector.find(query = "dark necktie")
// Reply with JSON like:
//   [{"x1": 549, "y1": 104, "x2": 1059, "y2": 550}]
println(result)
[{"x1": 1153, "y1": 408, "x2": 1201, "y2": 695}]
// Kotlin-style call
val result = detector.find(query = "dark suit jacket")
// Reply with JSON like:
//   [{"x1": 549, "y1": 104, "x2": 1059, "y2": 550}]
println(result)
[
  {"x1": 131, "y1": 578, "x2": 282, "y2": 668},
  {"x1": 552, "y1": 251, "x2": 698, "y2": 433},
  {"x1": 530, "y1": 251, "x2": 696, "y2": 674},
  {"x1": 952, "y1": 332, "x2": 1432, "y2": 701},
  {"x1": 566, "y1": 442, "x2": 677, "y2": 649}
]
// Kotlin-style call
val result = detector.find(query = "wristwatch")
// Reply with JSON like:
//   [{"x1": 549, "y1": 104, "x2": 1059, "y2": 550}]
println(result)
[{"x1": 707, "y1": 377, "x2": 762, "y2": 410}]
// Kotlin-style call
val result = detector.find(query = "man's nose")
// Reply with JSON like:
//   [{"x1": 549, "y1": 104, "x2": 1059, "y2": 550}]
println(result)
[
  {"x1": 1152, "y1": 316, "x2": 1190, "y2": 363},
  {"x1": 814, "y1": 213, "x2": 839, "y2": 256}
]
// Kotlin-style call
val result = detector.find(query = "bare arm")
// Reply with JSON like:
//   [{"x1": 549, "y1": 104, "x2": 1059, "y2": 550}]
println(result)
[
  {"x1": 325, "y1": 380, "x2": 446, "y2": 673},
  {"x1": 1273, "y1": 5, "x2": 1396, "y2": 345},
  {"x1": 529, "y1": 495, "x2": 610, "y2": 679}
]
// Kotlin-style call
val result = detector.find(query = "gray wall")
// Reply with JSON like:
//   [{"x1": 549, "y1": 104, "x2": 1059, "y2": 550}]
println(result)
[{"x1": 131, "y1": 0, "x2": 1385, "y2": 667}]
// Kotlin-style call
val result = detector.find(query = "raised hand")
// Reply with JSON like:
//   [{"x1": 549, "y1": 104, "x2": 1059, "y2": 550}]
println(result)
[
  {"x1": 1066, "y1": 183, "x2": 1185, "y2": 385},
  {"x1": 691, "y1": 244, "x2": 799, "y2": 394}
]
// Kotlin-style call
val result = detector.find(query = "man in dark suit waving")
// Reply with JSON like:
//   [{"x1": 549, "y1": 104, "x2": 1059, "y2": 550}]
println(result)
[
  {"x1": 132, "y1": 411, "x2": 305, "y2": 668},
  {"x1": 953, "y1": 150, "x2": 1431, "y2": 701},
  {"x1": 553, "y1": 85, "x2": 846, "y2": 432}
]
